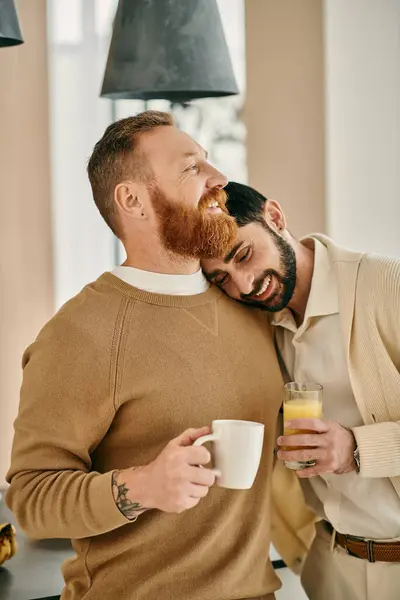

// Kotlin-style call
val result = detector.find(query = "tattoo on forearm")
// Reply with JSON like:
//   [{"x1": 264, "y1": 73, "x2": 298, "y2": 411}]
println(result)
[{"x1": 112, "y1": 470, "x2": 147, "y2": 521}]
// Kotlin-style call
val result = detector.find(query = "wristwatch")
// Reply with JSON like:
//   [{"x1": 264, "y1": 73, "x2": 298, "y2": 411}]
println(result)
[{"x1": 353, "y1": 444, "x2": 360, "y2": 473}]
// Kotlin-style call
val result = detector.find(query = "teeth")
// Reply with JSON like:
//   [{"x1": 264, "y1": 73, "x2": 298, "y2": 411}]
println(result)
[
  {"x1": 255, "y1": 275, "x2": 271, "y2": 297},
  {"x1": 208, "y1": 201, "x2": 219, "y2": 208}
]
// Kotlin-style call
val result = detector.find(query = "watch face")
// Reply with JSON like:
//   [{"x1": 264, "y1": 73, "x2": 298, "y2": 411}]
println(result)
[{"x1": 354, "y1": 447, "x2": 360, "y2": 472}]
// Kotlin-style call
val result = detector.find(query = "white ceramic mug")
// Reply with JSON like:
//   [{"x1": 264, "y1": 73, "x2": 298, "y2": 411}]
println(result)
[{"x1": 193, "y1": 419, "x2": 265, "y2": 489}]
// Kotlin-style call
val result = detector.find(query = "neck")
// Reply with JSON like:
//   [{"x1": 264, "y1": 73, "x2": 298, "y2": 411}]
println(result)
[
  {"x1": 287, "y1": 238, "x2": 315, "y2": 323},
  {"x1": 122, "y1": 234, "x2": 201, "y2": 275}
]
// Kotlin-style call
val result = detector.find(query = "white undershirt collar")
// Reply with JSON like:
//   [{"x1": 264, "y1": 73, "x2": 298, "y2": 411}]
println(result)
[{"x1": 112, "y1": 266, "x2": 209, "y2": 296}]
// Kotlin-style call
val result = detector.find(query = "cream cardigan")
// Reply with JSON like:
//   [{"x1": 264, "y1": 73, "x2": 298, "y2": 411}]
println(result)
[{"x1": 271, "y1": 234, "x2": 400, "y2": 570}]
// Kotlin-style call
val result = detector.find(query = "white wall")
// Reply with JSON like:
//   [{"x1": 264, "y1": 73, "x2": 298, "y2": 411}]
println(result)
[{"x1": 324, "y1": 0, "x2": 400, "y2": 256}]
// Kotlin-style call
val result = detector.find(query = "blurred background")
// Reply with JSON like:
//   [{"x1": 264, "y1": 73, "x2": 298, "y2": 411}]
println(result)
[{"x1": 0, "y1": 1, "x2": 399, "y2": 597}]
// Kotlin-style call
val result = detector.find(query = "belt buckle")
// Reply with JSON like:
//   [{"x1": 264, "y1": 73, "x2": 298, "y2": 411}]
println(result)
[
  {"x1": 342, "y1": 535, "x2": 360, "y2": 559},
  {"x1": 343, "y1": 535, "x2": 351, "y2": 555},
  {"x1": 343, "y1": 535, "x2": 375, "y2": 562}
]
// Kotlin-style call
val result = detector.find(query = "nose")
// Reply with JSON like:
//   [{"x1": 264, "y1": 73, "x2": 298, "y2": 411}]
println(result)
[
  {"x1": 206, "y1": 164, "x2": 229, "y2": 190},
  {"x1": 233, "y1": 271, "x2": 255, "y2": 296}
]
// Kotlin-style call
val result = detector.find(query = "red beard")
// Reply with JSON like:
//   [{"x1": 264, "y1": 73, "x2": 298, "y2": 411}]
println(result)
[{"x1": 151, "y1": 186, "x2": 238, "y2": 260}]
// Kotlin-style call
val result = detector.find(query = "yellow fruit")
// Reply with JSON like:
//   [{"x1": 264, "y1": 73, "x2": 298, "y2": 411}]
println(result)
[
  {"x1": 0, "y1": 523, "x2": 17, "y2": 565},
  {"x1": 9, "y1": 530, "x2": 17, "y2": 558},
  {"x1": 0, "y1": 537, "x2": 11, "y2": 565}
]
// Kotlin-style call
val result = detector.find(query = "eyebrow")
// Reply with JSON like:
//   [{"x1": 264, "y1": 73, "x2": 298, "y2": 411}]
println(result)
[
  {"x1": 183, "y1": 149, "x2": 208, "y2": 161},
  {"x1": 223, "y1": 241, "x2": 245, "y2": 264}
]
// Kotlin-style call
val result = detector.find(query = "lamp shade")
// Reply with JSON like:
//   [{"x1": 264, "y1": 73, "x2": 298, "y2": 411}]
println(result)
[
  {"x1": 101, "y1": 0, "x2": 239, "y2": 102},
  {"x1": 0, "y1": 0, "x2": 23, "y2": 47}
]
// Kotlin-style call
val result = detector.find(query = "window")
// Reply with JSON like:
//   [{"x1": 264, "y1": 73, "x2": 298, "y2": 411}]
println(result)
[{"x1": 47, "y1": 0, "x2": 246, "y2": 307}]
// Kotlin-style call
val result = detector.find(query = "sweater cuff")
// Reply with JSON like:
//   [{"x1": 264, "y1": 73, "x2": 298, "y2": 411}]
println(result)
[
  {"x1": 86, "y1": 471, "x2": 130, "y2": 534},
  {"x1": 352, "y1": 422, "x2": 400, "y2": 478}
]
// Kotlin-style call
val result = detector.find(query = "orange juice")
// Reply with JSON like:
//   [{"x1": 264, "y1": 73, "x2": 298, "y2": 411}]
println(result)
[
  {"x1": 283, "y1": 397, "x2": 322, "y2": 437},
  {"x1": 283, "y1": 393, "x2": 322, "y2": 469}
]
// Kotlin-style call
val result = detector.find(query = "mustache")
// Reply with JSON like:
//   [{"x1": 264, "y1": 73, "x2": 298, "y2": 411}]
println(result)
[
  {"x1": 198, "y1": 188, "x2": 228, "y2": 213},
  {"x1": 151, "y1": 184, "x2": 237, "y2": 260},
  {"x1": 240, "y1": 270, "x2": 277, "y2": 299}
]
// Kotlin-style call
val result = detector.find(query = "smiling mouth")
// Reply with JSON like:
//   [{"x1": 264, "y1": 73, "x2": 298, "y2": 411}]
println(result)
[
  {"x1": 250, "y1": 275, "x2": 273, "y2": 301},
  {"x1": 206, "y1": 200, "x2": 223, "y2": 214}
]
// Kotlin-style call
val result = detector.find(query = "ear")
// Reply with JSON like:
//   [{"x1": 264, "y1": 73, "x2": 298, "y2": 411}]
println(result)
[
  {"x1": 263, "y1": 199, "x2": 287, "y2": 232},
  {"x1": 114, "y1": 181, "x2": 149, "y2": 221}
]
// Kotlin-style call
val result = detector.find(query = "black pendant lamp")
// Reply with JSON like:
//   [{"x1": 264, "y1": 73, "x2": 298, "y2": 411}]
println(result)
[
  {"x1": 0, "y1": 0, "x2": 23, "y2": 47},
  {"x1": 101, "y1": 0, "x2": 239, "y2": 102}
]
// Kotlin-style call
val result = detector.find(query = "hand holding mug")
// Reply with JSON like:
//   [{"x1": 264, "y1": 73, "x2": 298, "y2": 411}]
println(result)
[
  {"x1": 194, "y1": 419, "x2": 265, "y2": 489},
  {"x1": 114, "y1": 427, "x2": 216, "y2": 517}
]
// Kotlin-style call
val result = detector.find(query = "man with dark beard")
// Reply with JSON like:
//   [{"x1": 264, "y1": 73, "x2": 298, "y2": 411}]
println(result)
[
  {"x1": 6, "y1": 114, "x2": 284, "y2": 600},
  {"x1": 202, "y1": 181, "x2": 400, "y2": 600}
]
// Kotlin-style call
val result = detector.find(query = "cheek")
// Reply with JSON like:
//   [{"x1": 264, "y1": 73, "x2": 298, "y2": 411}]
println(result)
[
  {"x1": 254, "y1": 247, "x2": 278, "y2": 270},
  {"x1": 180, "y1": 181, "x2": 204, "y2": 205},
  {"x1": 188, "y1": 171, "x2": 209, "y2": 191},
  {"x1": 222, "y1": 281, "x2": 241, "y2": 299}
]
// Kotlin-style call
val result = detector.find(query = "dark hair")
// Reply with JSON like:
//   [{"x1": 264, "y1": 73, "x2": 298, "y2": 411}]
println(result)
[
  {"x1": 224, "y1": 182, "x2": 268, "y2": 227},
  {"x1": 87, "y1": 110, "x2": 174, "y2": 236}
]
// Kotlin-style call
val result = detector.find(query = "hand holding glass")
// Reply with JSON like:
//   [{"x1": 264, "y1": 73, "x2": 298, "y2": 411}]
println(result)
[{"x1": 282, "y1": 382, "x2": 323, "y2": 470}]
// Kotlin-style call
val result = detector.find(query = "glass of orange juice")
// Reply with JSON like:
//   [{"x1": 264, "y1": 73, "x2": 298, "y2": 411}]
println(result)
[{"x1": 283, "y1": 382, "x2": 323, "y2": 470}]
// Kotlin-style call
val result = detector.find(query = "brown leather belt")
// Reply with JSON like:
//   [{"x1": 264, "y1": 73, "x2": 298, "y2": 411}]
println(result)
[{"x1": 325, "y1": 521, "x2": 400, "y2": 563}]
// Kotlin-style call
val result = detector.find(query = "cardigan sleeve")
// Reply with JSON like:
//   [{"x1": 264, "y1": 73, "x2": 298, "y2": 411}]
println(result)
[
  {"x1": 353, "y1": 422, "x2": 400, "y2": 478},
  {"x1": 352, "y1": 255, "x2": 400, "y2": 478}
]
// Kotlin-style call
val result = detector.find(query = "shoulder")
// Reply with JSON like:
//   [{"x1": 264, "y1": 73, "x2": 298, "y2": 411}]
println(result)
[
  {"x1": 358, "y1": 253, "x2": 400, "y2": 290},
  {"x1": 360, "y1": 252, "x2": 400, "y2": 272},
  {"x1": 24, "y1": 274, "x2": 134, "y2": 366},
  {"x1": 216, "y1": 290, "x2": 274, "y2": 335},
  {"x1": 302, "y1": 234, "x2": 363, "y2": 265},
  {"x1": 310, "y1": 235, "x2": 400, "y2": 293},
  {"x1": 353, "y1": 254, "x2": 400, "y2": 330}
]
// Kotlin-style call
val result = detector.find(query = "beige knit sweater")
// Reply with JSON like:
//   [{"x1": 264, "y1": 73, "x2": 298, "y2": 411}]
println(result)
[{"x1": 6, "y1": 274, "x2": 283, "y2": 600}]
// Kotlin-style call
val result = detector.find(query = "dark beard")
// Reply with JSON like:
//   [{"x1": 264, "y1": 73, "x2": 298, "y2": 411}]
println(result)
[
  {"x1": 241, "y1": 220, "x2": 297, "y2": 312},
  {"x1": 151, "y1": 186, "x2": 238, "y2": 260}
]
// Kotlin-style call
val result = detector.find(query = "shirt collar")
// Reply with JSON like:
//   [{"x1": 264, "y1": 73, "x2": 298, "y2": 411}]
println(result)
[
  {"x1": 112, "y1": 266, "x2": 209, "y2": 296},
  {"x1": 271, "y1": 237, "x2": 339, "y2": 330}
]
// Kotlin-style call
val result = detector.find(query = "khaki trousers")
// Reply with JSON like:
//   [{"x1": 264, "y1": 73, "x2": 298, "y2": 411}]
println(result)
[
  {"x1": 246, "y1": 596, "x2": 275, "y2": 600},
  {"x1": 301, "y1": 521, "x2": 400, "y2": 600}
]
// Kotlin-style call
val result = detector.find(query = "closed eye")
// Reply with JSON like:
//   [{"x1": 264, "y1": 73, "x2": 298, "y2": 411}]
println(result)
[
  {"x1": 213, "y1": 272, "x2": 230, "y2": 286},
  {"x1": 236, "y1": 247, "x2": 252, "y2": 263},
  {"x1": 185, "y1": 163, "x2": 200, "y2": 173}
]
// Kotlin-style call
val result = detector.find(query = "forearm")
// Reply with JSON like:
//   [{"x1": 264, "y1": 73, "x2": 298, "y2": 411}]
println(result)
[
  {"x1": 112, "y1": 468, "x2": 152, "y2": 521},
  {"x1": 6, "y1": 469, "x2": 128, "y2": 540},
  {"x1": 353, "y1": 421, "x2": 400, "y2": 477}
]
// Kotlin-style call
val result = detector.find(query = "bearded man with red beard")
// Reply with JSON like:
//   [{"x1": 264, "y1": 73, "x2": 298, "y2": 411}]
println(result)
[{"x1": 6, "y1": 112, "x2": 284, "y2": 600}]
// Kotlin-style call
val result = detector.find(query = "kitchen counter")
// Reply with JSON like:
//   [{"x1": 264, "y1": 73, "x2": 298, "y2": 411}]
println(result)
[{"x1": 0, "y1": 495, "x2": 73, "y2": 600}]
